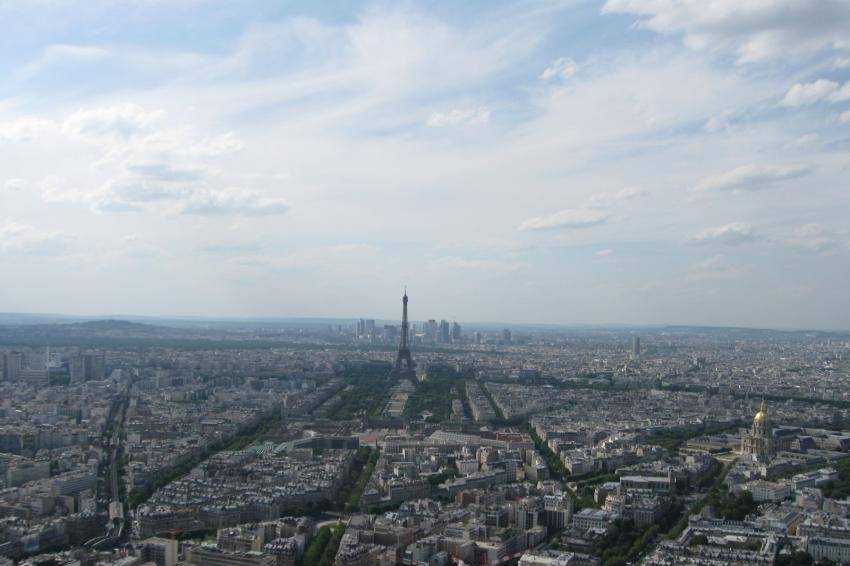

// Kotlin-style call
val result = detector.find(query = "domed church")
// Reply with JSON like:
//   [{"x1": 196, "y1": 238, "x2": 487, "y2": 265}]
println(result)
[{"x1": 741, "y1": 400, "x2": 775, "y2": 462}]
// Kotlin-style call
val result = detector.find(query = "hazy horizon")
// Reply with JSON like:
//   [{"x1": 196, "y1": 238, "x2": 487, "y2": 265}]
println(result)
[
  {"x1": 3, "y1": 1, "x2": 850, "y2": 329},
  {"x1": 1, "y1": 308, "x2": 848, "y2": 334}
]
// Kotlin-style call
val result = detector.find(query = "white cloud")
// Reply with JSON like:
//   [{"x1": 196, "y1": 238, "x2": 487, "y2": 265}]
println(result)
[
  {"x1": 197, "y1": 241, "x2": 264, "y2": 256},
  {"x1": 26, "y1": 104, "x2": 249, "y2": 214},
  {"x1": 429, "y1": 256, "x2": 522, "y2": 271},
  {"x1": 39, "y1": 175, "x2": 86, "y2": 204},
  {"x1": 835, "y1": 56, "x2": 850, "y2": 69},
  {"x1": 0, "y1": 116, "x2": 55, "y2": 142},
  {"x1": 167, "y1": 188, "x2": 290, "y2": 216},
  {"x1": 690, "y1": 222, "x2": 756, "y2": 245},
  {"x1": 783, "y1": 224, "x2": 842, "y2": 255},
  {"x1": 540, "y1": 57, "x2": 578, "y2": 80},
  {"x1": 63, "y1": 103, "x2": 165, "y2": 139},
  {"x1": 780, "y1": 79, "x2": 850, "y2": 107},
  {"x1": 840, "y1": 110, "x2": 850, "y2": 124},
  {"x1": 3, "y1": 178, "x2": 25, "y2": 192},
  {"x1": 0, "y1": 221, "x2": 73, "y2": 255},
  {"x1": 427, "y1": 106, "x2": 491, "y2": 127},
  {"x1": 602, "y1": 0, "x2": 850, "y2": 63},
  {"x1": 687, "y1": 255, "x2": 740, "y2": 280},
  {"x1": 113, "y1": 235, "x2": 168, "y2": 260},
  {"x1": 595, "y1": 248, "x2": 614, "y2": 259},
  {"x1": 185, "y1": 133, "x2": 245, "y2": 157},
  {"x1": 694, "y1": 255, "x2": 723, "y2": 271},
  {"x1": 588, "y1": 186, "x2": 646, "y2": 206},
  {"x1": 90, "y1": 194, "x2": 143, "y2": 213},
  {"x1": 123, "y1": 161, "x2": 207, "y2": 183},
  {"x1": 694, "y1": 164, "x2": 810, "y2": 192},
  {"x1": 787, "y1": 133, "x2": 820, "y2": 148},
  {"x1": 17, "y1": 43, "x2": 111, "y2": 81},
  {"x1": 831, "y1": 81, "x2": 850, "y2": 103},
  {"x1": 225, "y1": 243, "x2": 380, "y2": 272},
  {"x1": 39, "y1": 173, "x2": 182, "y2": 212},
  {"x1": 97, "y1": 177, "x2": 193, "y2": 205},
  {"x1": 704, "y1": 114, "x2": 731, "y2": 133},
  {"x1": 519, "y1": 209, "x2": 609, "y2": 231},
  {"x1": 781, "y1": 80, "x2": 838, "y2": 107}
]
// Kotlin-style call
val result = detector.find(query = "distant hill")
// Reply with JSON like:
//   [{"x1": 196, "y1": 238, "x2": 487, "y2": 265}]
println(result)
[
  {"x1": 69, "y1": 319, "x2": 162, "y2": 333},
  {"x1": 0, "y1": 318, "x2": 190, "y2": 345}
]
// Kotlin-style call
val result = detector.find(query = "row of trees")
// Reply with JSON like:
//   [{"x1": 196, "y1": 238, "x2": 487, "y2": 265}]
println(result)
[
  {"x1": 822, "y1": 457, "x2": 850, "y2": 500},
  {"x1": 705, "y1": 488, "x2": 758, "y2": 521},
  {"x1": 343, "y1": 448, "x2": 379, "y2": 511},
  {"x1": 594, "y1": 501, "x2": 684, "y2": 566},
  {"x1": 301, "y1": 524, "x2": 345, "y2": 566}
]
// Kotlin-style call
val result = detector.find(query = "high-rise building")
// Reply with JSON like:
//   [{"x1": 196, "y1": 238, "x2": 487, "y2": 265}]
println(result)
[
  {"x1": 19, "y1": 368, "x2": 49, "y2": 387},
  {"x1": 439, "y1": 320, "x2": 450, "y2": 343},
  {"x1": 383, "y1": 325, "x2": 398, "y2": 343},
  {"x1": 4, "y1": 351, "x2": 22, "y2": 381},
  {"x1": 90, "y1": 353, "x2": 105, "y2": 380},
  {"x1": 502, "y1": 328, "x2": 512, "y2": 343},
  {"x1": 427, "y1": 320, "x2": 438, "y2": 342},
  {"x1": 70, "y1": 355, "x2": 84, "y2": 383},
  {"x1": 451, "y1": 322, "x2": 462, "y2": 342},
  {"x1": 631, "y1": 336, "x2": 641, "y2": 359},
  {"x1": 70, "y1": 353, "x2": 106, "y2": 382}
]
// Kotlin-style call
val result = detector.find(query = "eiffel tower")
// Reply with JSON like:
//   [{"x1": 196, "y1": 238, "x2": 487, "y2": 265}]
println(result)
[{"x1": 393, "y1": 289, "x2": 416, "y2": 378}]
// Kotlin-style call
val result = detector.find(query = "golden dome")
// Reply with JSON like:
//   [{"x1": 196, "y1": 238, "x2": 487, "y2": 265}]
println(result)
[{"x1": 754, "y1": 401, "x2": 768, "y2": 424}]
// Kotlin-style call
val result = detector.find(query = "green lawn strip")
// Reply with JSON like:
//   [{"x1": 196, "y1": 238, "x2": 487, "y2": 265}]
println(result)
[
  {"x1": 328, "y1": 365, "x2": 396, "y2": 419},
  {"x1": 643, "y1": 422, "x2": 741, "y2": 452},
  {"x1": 402, "y1": 369, "x2": 468, "y2": 421}
]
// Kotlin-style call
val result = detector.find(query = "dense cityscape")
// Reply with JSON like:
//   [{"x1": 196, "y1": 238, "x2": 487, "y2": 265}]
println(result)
[
  {"x1": 1, "y1": 292, "x2": 850, "y2": 566},
  {"x1": 4, "y1": 1, "x2": 850, "y2": 564}
]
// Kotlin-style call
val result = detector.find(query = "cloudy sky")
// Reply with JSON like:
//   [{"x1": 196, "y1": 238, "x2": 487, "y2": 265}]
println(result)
[{"x1": 1, "y1": 0, "x2": 850, "y2": 329}]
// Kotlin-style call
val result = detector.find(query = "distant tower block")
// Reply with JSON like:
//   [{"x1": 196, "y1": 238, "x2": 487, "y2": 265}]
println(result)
[
  {"x1": 393, "y1": 290, "x2": 416, "y2": 378},
  {"x1": 631, "y1": 336, "x2": 641, "y2": 359}
]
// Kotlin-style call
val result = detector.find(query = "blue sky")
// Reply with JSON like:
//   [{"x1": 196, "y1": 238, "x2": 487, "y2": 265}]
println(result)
[{"x1": 1, "y1": 0, "x2": 850, "y2": 329}]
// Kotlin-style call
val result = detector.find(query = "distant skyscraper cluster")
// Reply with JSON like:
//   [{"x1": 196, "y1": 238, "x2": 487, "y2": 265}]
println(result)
[
  {"x1": 352, "y1": 294, "x2": 516, "y2": 348},
  {"x1": 0, "y1": 349, "x2": 48, "y2": 385},
  {"x1": 69, "y1": 352, "x2": 106, "y2": 383},
  {"x1": 0, "y1": 349, "x2": 104, "y2": 385}
]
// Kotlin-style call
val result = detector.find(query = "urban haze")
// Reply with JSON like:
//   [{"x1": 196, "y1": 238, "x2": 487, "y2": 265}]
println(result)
[{"x1": 2, "y1": 2, "x2": 850, "y2": 566}]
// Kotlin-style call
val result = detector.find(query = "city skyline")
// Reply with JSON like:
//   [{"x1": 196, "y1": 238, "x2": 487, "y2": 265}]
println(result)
[{"x1": 2, "y1": 1, "x2": 850, "y2": 329}]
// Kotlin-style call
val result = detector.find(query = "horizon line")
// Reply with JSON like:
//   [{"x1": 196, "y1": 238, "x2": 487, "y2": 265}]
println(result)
[{"x1": 0, "y1": 310, "x2": 848, "y2": 335}]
